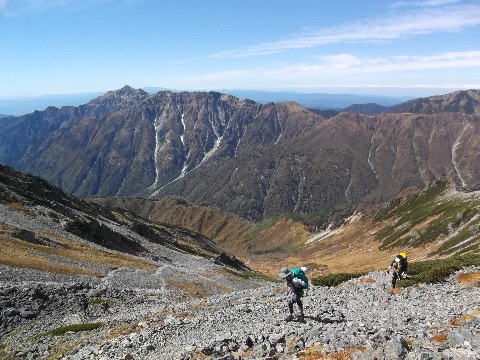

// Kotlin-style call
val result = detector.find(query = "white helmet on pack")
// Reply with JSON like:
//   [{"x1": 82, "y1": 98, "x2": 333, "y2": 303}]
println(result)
[{"x1": 301, "y1": 266, "x2": 308, "y2": 274}]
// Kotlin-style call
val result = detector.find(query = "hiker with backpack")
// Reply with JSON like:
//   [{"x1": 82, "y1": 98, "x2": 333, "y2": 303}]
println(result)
[
  {"x1": 80, "y1": 296, "x2": 89, "y2": 316},
  {"x1": 101, "y1": 301, "x2": 110, "y2": 314},
  {"x1": 279, "y1": 266, "x2": 309, "y2": 322},
  {"x1": 386, "y1": 252, "x2": 408, "y2": 288}
]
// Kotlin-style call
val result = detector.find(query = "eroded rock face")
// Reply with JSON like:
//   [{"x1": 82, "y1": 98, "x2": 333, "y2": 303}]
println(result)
[
  {"x1": 65, "y1": 219, "x2": 145, "y2": 255},
  {"x1": 214, "y1": 252, "x2": 250, "y2": 271},
  {"x1": 1, "y1": 87, "x2": 479, "y2": 223}
]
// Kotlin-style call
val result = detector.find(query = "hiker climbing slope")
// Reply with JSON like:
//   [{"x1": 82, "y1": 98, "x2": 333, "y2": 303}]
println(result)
[
  {"x1": 291, "y1": 266, "x2": 309, "y2": 295},
  {"x1": 279, "y1": 266, "x2": 309, "y2": 322},
  {"x1": 386, "y1": 252, "x2": 408, "y2": 288},
  {"x1": 80, "y1": 296, "x2": 89, "y2": 316}
]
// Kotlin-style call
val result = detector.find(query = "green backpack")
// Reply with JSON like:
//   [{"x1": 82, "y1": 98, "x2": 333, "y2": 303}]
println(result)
[{"x1": 291, "y1": 268, "x2": 309, "y2": 289}]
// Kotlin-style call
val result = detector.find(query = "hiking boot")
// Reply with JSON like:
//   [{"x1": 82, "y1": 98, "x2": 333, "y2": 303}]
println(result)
[
  {"x1": 297, "y1": 314, "x2": 304, "y2": 322},
  {"x1": 284, "y1": 314, "x2": 294, "y2": 322}
]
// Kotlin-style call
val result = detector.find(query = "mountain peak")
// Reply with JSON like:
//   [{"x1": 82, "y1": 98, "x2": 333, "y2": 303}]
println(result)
[
  {"x1": 107, "y1": 85, "x2": 148, "y2": 98},
  {"x1": 397, "y1": 89, "x2": 480, "y2": 114},
  {"x1": 85, "y1": 85, "x2": 149, "y2": 113},
  {"x1": 93, "y1": 85, "x2": 148, "y2": 102}
]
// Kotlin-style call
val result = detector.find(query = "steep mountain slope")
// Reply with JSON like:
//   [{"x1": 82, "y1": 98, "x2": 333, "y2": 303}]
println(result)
[
  {"x1": 397, "y1": 89, "x2": 480, "y2": 114},
  {"x1": 0, "y1": 86, "x2": 323, "y2": 199},
  {"x1": 0, "y1": 164, "x2": 250, "y2": 278},
  {"x1": 89, "y1": 181, "x2": 480, "y2": 279},
  {"x1": 86, "y1": 196, "x2": 254, "y2": 254},
  {"x1": 285, "y1": 181, "x2": 480, "y2": 276},
  {"x1": 0, "y1": 87, "x2": 479, "y2": 225}
]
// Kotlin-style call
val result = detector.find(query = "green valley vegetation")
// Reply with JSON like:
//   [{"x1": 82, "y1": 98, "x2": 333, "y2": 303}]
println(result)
[
  {"x1": 36, "y1": 322, "x2": 104, "y2": 338},
  {"x1": 398, "y1": 253, "x2": 480, "y2": 287},
  {"x1": 311, "y1": 253, "x2": 480, "y2": 288},
  {"x1": 312, "y1": 272, "x2": 366, "y2": 287},
  {"x1": 373, "y1": 181, "x2": 480, "y2": 256}
]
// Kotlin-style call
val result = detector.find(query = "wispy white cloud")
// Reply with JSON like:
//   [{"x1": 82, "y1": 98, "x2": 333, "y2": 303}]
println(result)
[
  {"x1": 0, "y1": 0, "x2": 86, "y2": 15},
  {"x1": 265, "y1": 51, "x2": 480, "y2": 76},
  {"x1": 0, "y1": 0, "x2": 138, "y2": 16},
  {"x1": 391, "y1": 0, "x2": 462, "y2": 8},
  {"x1": 176, "y1": 51, "x2": 480, "y2": 88},
  {"x1": 204, "y1": 3, "x2": 480, "y2": 59}
]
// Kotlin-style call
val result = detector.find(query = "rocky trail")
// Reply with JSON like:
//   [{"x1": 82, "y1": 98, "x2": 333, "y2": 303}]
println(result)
[{"x1": 1, "y1": 264, "x2": 480, "y2": 360}]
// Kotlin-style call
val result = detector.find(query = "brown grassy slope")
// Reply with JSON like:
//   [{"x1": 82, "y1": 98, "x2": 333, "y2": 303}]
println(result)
[
  {"x1": 243, "y1": 185, "x2": 480, "y2": 277},
  {"x1": 242, "y1": 214, "x2": 440, "y2": 278},
  {"x1": 87, "y1": 196, "x2": 254, "y2": 254},
  {"x1": 130, "y1": 201, "x2": 434, "y2": 277},
  {"x1": 247, "y1": 217, "x2": 312, "y2": 253},
  {"x1": 0, "y1": 225, "x2": 156, "y2": 276},
  {"x1": 134, "y1": 198, "x2": 442, "y2": 277},
  {"x1": 84, "y1": 198, "x2": 437, "y2": 278},
  {"x1": 87, "y1": 185, "x2": 480, "y2": 279},
  {"x1": 88, "y1": 197, "x2": 312, "y2": 264}
]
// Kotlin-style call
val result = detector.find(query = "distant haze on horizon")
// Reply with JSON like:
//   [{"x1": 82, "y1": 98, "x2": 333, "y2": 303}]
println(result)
[
  {"x1": 1, "y1": 0, "x2": 479, "y2": 98},
  {"x1": 0, "y1": 85, "x2": 457, "y2": 117},
  {"x1": 0, "y1": 85, "x2": 467, "y2": 99}
]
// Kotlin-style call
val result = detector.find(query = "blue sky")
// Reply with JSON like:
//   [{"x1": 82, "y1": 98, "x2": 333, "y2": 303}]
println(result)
[{"x1": 1, "y1": 0, "x2": 479, "y2": 98}]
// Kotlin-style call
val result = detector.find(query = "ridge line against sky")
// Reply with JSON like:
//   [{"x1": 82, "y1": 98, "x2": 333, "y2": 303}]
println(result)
[{"x1": 0, "y1": 0, "x2": 479, "y2": 98}]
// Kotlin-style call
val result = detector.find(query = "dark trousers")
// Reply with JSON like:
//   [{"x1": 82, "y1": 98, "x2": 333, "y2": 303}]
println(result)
[
  {"x1": 288, "y1": 292, "x2": 304, "y2": 315},
  {"x1": 392, "y1": 271, "x2": 405, "y2": 288}
]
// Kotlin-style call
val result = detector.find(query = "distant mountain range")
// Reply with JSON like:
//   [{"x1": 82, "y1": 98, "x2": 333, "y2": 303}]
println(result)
[
  {"x1": 0, "y1": 88, "x2": 410, "y2": 116},
  {"x1": 0, "y1": 93, "x2": 104, "y2": 116},
  {"x1": 148, "y1": 87, "x2": 412, "y2": 109},
  {"x1": 0, "y1": 86, "x2": 479, "y2": 226},
  {"x1": 342, "y1": 90, "x2": 480, "y2": 115}
]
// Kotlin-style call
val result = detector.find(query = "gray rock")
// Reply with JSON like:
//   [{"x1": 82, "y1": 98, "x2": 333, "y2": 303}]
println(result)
[
  {"x1": 471, "y1": 332, "x2": 480, "y2": 350},
  {"x1": 269, "y1": 333, "x2": 285, "y2": 345},
  {"x1": 385, "y1": 337, "x2": 409, "y2": 358},
  {"x1": 1, "y1": 258, "x2": 480, "y2": 360},
  {"x1": 20, "y1": 309, "x2": 37, "y2": 319},
  {"x1": 3, "y1": 307, "x2": 19, "y2": 317},
  {"x1": 448, "y1": 328, "x2": 470, "y2": 348}
]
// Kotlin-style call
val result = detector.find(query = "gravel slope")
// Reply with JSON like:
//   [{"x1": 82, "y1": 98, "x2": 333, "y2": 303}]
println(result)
[{"x1": 1, "y1": 265, "x2": 479, "y2": 359}]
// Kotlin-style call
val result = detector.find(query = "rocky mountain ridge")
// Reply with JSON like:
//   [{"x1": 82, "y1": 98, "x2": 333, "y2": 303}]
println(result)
[
  {"x1": 0, "y1": 141, "x2": 480, "y2": 359},
  {"x1": 341, "y1": 89, "x2": 480, "y2": 115},
  {"x1": 398, "y1": 89, "x2": 480, "y2": 115},
  {"x1": 0, "y1": 163, "x2": 251, "y2": 278},
  {"x1": 0, "y1": 87, "x2": 479, "y2": 225},
  {"x1": 0, "y1": 88, "x2": 409, "y2": 116}
]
